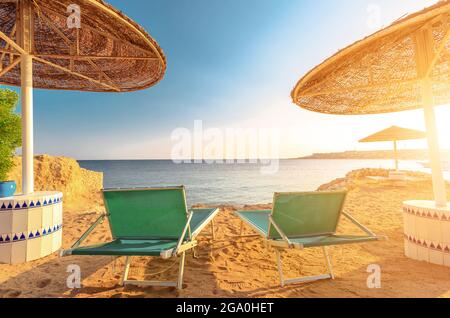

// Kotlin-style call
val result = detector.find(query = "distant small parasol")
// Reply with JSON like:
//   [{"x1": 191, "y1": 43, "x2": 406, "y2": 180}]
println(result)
[
  {"x1": 359, "y1": 126, "x2": 426, "y2": 170},
  {"x1": 359, "y1": 126, "x2": 426, "y2": 143}
]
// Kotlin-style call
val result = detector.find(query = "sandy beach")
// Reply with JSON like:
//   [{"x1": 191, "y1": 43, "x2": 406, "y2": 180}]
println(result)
[
  {"x1": 1, "y1": 0, "x2": 450, "y2": 303},
  {"x1": 0, "y1": 158, "x2": 449, "y2": 298}
]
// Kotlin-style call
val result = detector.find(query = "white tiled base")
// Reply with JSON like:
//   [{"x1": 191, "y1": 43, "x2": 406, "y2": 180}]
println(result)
[
  {"x1": 0, "y1": 192, "x2": 63, "y2": 264},
  {"x1": 403, "y1": 200, "x2": 450, "y2": 267}
]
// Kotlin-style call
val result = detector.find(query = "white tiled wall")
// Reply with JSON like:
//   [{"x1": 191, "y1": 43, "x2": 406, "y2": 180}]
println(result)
[
  {"x1": 0, "y1": 212, "x2": 12, "y2": 235},
  {"x1": 0, "y1": 193, "x2": 63, "y2": 264},
  {"x1": 403, "y1": 203, "x2": 450, "y2": 268}
]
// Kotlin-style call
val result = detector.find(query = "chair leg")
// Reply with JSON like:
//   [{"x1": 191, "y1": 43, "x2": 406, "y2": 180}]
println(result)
[
  {"x1": 192, "y1": 247, "x2": 199, "y2": 259},
  {"x1": 275, "y1": 248, "x2": 335, "y2": 287},
  {"x1": 122, "y1": 254, "x2": 184, "y2": 289},
  {"x1": 177, "y1": 252, "x2": 186, "y2": 290},
  {"x1": 111, "y1": 256, "x2": 118, "y2": 274},
  {"x1": 120, "y1": 256, "x2": 132, "y2": 286},
  {"x1": 323, "y1": 247, "x2": 335, "y2": 279},
  {"x1": 276, "y1": 249, "x2": 285, "y2": 287},
  {"x1": 236, "y1": 220, "x2": 260, "y2": 238}
]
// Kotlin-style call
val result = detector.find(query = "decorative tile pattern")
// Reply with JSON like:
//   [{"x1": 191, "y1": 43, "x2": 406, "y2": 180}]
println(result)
[
  {"x1": 0, "y1": 201, "x2": 13, "y2": 211},
  {"x1": 0, "y1": 225, "x2": 63, "y2": 244},
  {"x1": 403, "y1": 201, "x2": 450, "y2": 268},
  {"x1": 403, "y1": 206, "x2": 450, "y2": 222},
  {"x1": 404, "y1": 235, "x2": 450, "y2": 254},
  {"x1": 0, "y1": 194, "x2": 63, "y2": 212}
]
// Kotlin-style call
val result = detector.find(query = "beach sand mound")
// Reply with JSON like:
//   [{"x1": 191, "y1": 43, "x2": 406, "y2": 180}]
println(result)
[
  {"x1": 8, "y1": 155, "x2": 103, "y2": 213},
  {"x1": 1, "y1": 165, "x2": 449, "y2": 298}
]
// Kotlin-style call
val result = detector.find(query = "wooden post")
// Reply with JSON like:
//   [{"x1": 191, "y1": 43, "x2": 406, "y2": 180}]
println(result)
[
  {"x1": 18, "y1": 0, "x2": 34, "y2": 194},
  {"x1": 422, "y1": 79, "x2": 447, "y2": 207},
  {"x1": 393, "y1": 140, "x2": 399, "y2": 171},
  {"x1": 415, "y1": 28, "x2": 448, "y2": 208}
]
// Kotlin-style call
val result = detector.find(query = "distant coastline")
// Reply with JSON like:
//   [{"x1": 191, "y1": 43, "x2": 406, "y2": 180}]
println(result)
[{"x1": 298, "y1": 149, "x2": 450, "y2": 160}]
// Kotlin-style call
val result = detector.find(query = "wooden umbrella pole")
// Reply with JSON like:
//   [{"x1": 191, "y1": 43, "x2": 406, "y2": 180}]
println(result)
[
  {"x1": 422, "y1": 79, "x2": 447, "y2": 207},
  {"x1": 415, "y1": 27, "x2": 448, "y2": 208},
  {"x1": 393, "y1": 140, "x2": 399, "y2": 171}
]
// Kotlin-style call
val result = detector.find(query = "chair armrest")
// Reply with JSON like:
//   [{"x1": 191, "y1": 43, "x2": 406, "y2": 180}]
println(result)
[
  {"x1": 174, "y1": 211, "x2": 194, "y2": 256},
  {"x1": 61, "y1": 214, "x2": 107, "y2": 257},
  {"x1": 342, "y1": 212, "x2": 377, "y2": 237},
  {"x1": 269, "y1": 216, "x2": 294, "y2": 246}
]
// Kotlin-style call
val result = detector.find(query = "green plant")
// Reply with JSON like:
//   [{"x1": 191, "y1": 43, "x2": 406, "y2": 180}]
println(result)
[{"x1": 0, "y1": 89, "x2": 21, "y2": 181}]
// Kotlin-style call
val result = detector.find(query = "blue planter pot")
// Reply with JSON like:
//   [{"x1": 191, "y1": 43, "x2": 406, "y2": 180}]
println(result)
[{"x1": 0, "y1": 181, "x2": 16, "y2": 198}]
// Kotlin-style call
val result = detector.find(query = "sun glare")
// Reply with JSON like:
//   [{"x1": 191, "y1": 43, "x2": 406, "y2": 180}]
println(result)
[{"x1": 435, "y1": 105, "x2": 450, "y2": 149}]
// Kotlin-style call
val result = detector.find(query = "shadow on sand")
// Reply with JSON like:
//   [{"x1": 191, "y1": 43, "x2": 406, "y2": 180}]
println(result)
[{"x1": 1, "y1": 214, "x2": 450, "y2": 298}]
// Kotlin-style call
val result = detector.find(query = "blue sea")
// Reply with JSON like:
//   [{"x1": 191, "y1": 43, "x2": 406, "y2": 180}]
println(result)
[{"x1": 78, "y1": 159, "x2": 448, "y2": 205}]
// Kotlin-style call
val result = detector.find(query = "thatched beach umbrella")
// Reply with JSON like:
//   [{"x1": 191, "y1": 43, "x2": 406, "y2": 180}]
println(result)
[
  {"x1": 0, "y1": 0, "x2": 166, "y2": 194},
  {"x1": 292, "y1": 1, "x2": 449, "y2": 208},
  {"x1": 359, "y1": 126, "x2": 426, "y2": 170}
]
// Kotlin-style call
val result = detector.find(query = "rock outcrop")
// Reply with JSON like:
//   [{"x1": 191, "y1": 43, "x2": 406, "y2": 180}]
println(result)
[
  {"x1": 8, "y1": 155, "x2": 103, "y2": 213},
  {"x1": 317, "y1": 168, "x2": 432, "y2": 191}
]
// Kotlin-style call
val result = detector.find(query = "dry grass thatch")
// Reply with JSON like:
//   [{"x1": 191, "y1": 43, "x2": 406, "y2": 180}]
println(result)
[
  {"x1": 0, "y1": 0, "x2": 166, "y2": 92},
  {"x1": 359, "y1": 126, "x2": 426, "y2": 143},
  {"x1": 292, "y1": 0, "x2": 450, "y2": 115}
]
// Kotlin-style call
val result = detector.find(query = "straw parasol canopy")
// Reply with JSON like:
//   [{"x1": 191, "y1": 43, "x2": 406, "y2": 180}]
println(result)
[
  {"x1": 359, "y1": 126, "x2": 426, "y2": 143},
  {"x1": 0, "y1": 0, "x2": 167, "y2": 195},
  {"x1": 291, "y1": 1, "x2": 449, "y2": 207},
  {"x1": 359, "y1": 126, "x2": 426, "y2": 170},
  {"x1": 291, "y1": 0, "x2": 449, "y2": 115},
  {"x1": 0, "y1": 0, "x2": 167, "y2": 92}
]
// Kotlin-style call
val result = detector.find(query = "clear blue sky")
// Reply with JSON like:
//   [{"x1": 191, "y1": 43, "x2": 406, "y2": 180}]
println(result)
[{"x1": 3, "y1": 0, "x2": 447, "y2": 159}]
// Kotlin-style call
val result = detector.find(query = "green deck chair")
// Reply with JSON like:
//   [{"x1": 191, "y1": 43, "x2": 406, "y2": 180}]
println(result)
[
  {"x1": 62, "y1": 186, "x2": 219, "y2": 290},
  {"x1": 236, "y1": 191, "x2": 385, "y2": 287}
]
